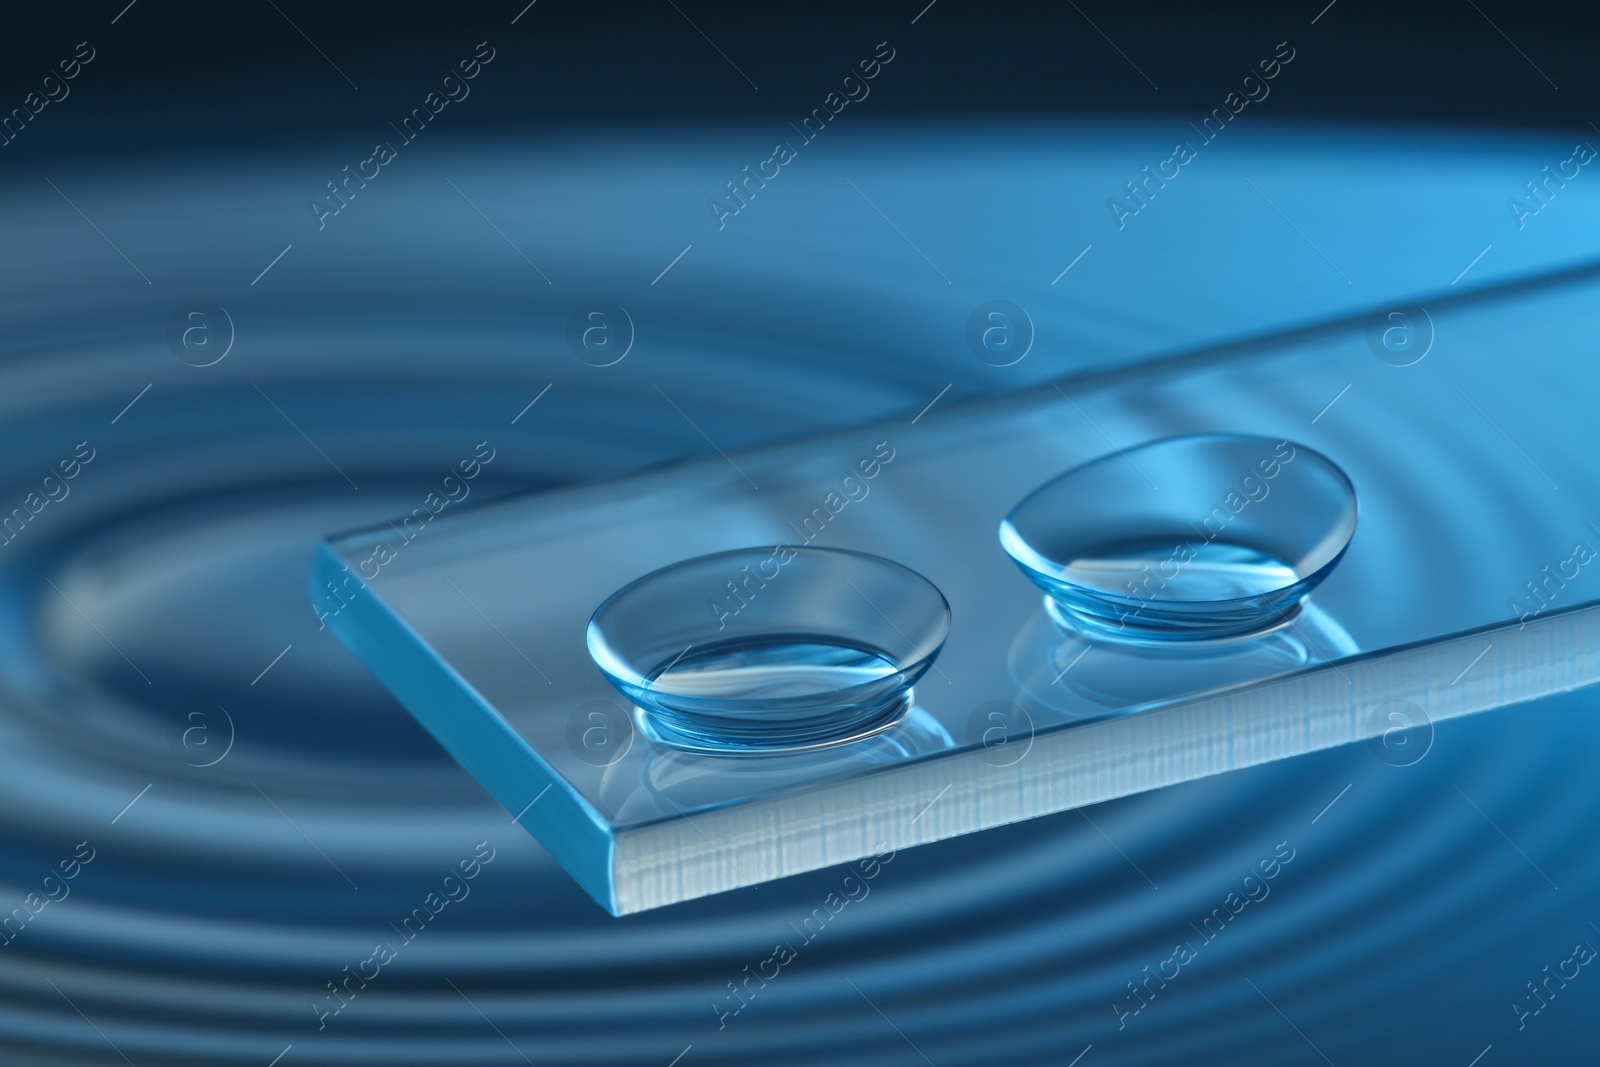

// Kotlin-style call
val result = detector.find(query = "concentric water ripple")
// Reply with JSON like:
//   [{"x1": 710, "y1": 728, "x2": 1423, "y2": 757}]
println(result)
[{"x1": 1, "y1": 124, "x2": 1598, "y2": 1065}]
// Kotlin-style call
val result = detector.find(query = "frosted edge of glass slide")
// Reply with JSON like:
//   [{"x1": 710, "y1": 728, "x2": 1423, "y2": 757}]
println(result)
[{"x1": 610, "y1": 601, "x2": 1599, "y2": 914}]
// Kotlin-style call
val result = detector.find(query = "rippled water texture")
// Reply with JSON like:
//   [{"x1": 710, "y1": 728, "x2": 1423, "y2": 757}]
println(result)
[{"x1": 3, "y1": 123, "x2": 1599, "y2": 1064}]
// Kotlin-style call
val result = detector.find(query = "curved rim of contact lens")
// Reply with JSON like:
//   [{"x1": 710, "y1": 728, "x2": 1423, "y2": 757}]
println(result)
[
  {"x1": 586, "y1": 545, "x2": 953, "y2": 694},
  {"x1": 1000, "y1": 432, "x2": 1357, "y2": 607}
]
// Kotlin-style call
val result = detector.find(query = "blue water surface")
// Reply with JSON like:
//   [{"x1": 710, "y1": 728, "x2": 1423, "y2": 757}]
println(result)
[{"x1": 0, "y1": 120, "x2": 1596, "y2": 1064}]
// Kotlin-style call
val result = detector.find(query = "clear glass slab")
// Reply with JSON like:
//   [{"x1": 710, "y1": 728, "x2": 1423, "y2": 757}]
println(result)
[{"x1": 317, "y1": 270, "x2": 1600, "y2": 914}]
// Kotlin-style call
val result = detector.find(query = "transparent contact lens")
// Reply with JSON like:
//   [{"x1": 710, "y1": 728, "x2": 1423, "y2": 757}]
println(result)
[
  {"x1": 999, "y1": 434, "x2": 1357, "y2": 642},
  {"x1": 587, "y1": 547, "x2": 951, "y2": 754}
]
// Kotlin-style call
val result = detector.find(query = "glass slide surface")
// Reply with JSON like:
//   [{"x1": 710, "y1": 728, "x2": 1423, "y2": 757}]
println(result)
[{"x1": 317, "y1": 267, "x2": 1600, "y2": 914}]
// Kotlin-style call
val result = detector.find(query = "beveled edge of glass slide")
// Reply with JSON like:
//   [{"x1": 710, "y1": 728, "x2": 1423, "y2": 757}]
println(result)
[{"x1": 605, "y1": 600, "x2": 1600, "y2": 914}]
